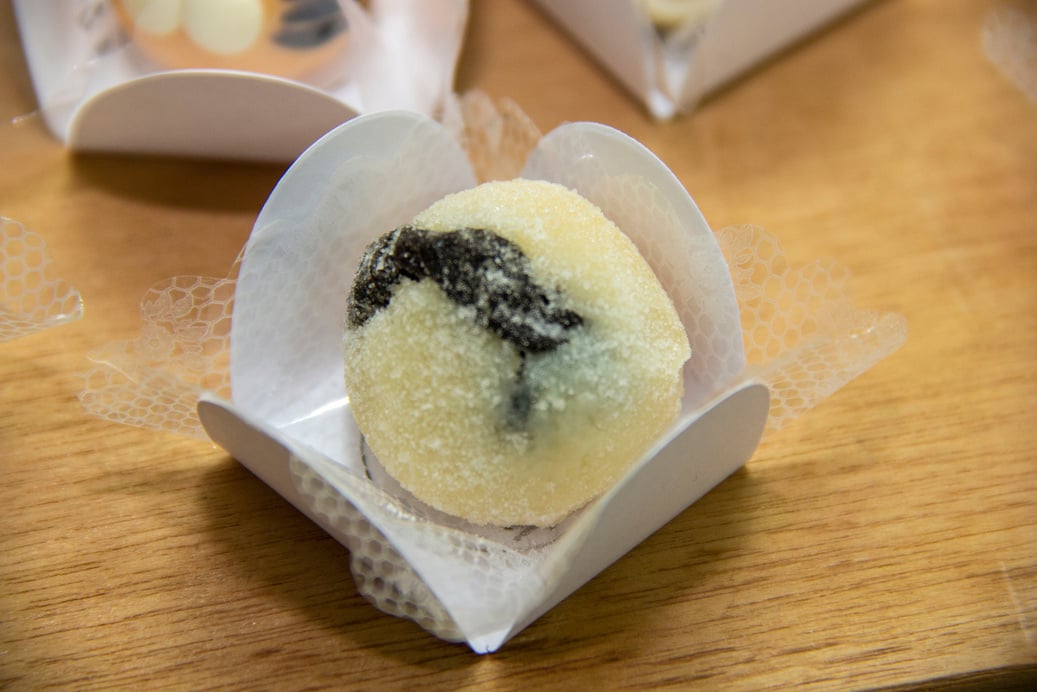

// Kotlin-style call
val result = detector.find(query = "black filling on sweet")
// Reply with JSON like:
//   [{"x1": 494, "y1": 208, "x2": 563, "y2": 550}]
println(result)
[
  {"x1": 348, "y1": 226, "x2": 585, "y2": 428},
  {"x1": 505, "y1": 356, "x2": 534, "y2": 431},
  {"x1": 348, "y1": 226, "x2": 583, "y2": 350},
  {"x1": 274, "y1": 0, "x2": 347, "y2": 49}
]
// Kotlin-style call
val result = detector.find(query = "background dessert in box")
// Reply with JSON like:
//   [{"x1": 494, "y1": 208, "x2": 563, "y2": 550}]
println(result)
[
  {"x1": 109, "y1": 0, "x2": 353, "y2": 81},
  {"x1": 532, "y1": 0, "x2": 869, "y2": 119},
  {"x1": 12, "y1": 0, "x2": 467, "y2": 161}
]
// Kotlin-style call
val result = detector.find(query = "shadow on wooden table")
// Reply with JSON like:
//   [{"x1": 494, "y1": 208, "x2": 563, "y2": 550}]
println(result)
[
  {"x1": 196, "y1": 456, "x2": 483, "y2": 671},
  {"x1": 70, "y1": 154, "x2": 285, "y2": 214},
  {"x1": 490, "y1": 466, "x2": 761, "y2": 666},
  {"x1": 196, "y1": 452, "x2": 759, "y2": 671}
]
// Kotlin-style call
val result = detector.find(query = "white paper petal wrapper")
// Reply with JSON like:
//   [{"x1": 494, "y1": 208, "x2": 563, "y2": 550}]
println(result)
[
  {"x1": 0, "y1": 217, "x2": 83, "y2": 343},
  {"x1": 79, "y1": 103, "x2": 907, "y2": 651}
]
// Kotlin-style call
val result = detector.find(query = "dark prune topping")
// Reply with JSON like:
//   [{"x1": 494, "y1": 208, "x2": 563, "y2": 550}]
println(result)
[
  {"x1": 504, "y1": 354, "x2": 534, "y2": 431},
  {"x1": 348, "y1": 226, "x2": 586, "y2": 430},
  {"x1": 348, "y1": 226, "x2": 584, "y2": 354},
  {"x1": 274, "y1": 0, "x2": 346, "y2": 49}
]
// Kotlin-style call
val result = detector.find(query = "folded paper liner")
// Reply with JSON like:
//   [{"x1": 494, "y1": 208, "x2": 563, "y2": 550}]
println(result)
[
  {"x1": 79, "y1": 92, "x2": 907, "y2": 651},
  {"x1": 1, "y1": 216, "x2": 82, "y2": 343}
]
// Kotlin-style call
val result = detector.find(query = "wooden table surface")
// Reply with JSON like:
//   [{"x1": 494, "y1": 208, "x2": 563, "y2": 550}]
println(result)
[{"x1": 2, "y1": 0, "x2": 1035, "y2": 688}]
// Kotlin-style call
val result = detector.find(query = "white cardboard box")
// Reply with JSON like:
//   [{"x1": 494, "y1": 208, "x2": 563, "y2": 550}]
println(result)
[
  {"x1": 533, "y1": 0, "x2": 869, "y2": 118},
  {"x1": 13, "y1": 0, "x2": 467, "y2": 161}
]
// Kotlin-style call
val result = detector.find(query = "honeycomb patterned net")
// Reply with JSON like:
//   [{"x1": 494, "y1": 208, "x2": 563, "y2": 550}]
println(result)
[
  {"x1": 605, "y1": 175, "x2": 745, "y2": 375},
  {"x1": 290, "y1": 451, "x2": 552, "y2": 645},
  {"x1": 581, "y1": 172, "x2": 745, "y2": 402},
  {"x1": 520, "y1": 124, "x2": 746, "y2": 401},
  {"x1": 0, "y1": 216, "x2": 83, "y2": 342},
  {"x1": 441, "y1": 90, "x2": 542, "y2": 183},
  {"x1": 716, "y1": 225, "x2": 907, "y2": 434},
  {"x1": 79, "y1": 266, "x2": 237, "y2": 438},
  {"x1": 77, "y1": 98, "x2": 906, "y2": 642},
  {"x1": 289, "y1": 456, "x2": 465, "y2": 642}
]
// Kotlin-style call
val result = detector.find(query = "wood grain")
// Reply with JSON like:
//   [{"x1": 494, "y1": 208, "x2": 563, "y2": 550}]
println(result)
[{"x1": 2, "y1": 0, "x2": 1035, "y2": 688}]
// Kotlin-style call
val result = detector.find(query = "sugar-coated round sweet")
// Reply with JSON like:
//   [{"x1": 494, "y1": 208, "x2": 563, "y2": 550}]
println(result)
[
  {"x1": 114, "y1": 0, "x2": 350, "y2": 81},
  {"x1": 344, "y1": 179, "x2": 691, "y2": 527}
]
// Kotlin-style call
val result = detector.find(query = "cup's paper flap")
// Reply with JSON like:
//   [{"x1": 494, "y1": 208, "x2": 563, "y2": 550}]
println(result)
[
  {"x1": 505, "y1": 380, "x2": 769, "y2": 643},
  {"x1": 69, "y1": 70, "x2": 359, "y2": 161},
  {"x1": 524, "y1": 121, "x2": 745, "y2": 407},
  {"x1": 198, "y1": 395, "x2": 304, "y2": 511},
  {"x1": 230, "y1": 110, "x2": 477, "y2": 454}
]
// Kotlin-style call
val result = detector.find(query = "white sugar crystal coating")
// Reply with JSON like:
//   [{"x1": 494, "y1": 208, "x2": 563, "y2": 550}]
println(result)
[{"x1": 343, "y1": 179, "x2": 691, "y2": 527}]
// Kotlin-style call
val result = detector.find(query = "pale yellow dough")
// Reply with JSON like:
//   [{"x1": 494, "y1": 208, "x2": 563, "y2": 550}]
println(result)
[{"x1": 343, "y1": 179, "x2": 691, "y2": 527}]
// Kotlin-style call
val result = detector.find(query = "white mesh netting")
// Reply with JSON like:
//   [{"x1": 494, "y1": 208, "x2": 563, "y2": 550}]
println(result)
[
  {"x1": 80, "y1": 269, "x2": 236, "y2": 437},
  {"x1": 716, "y1": 225, "x2": 907, "y2": 433},
  {"x1": 442, "y1": 91, "x2": 543, "y2": 183},
  {"x1": 78, "y1": 96, "x2": 907, "y2": 643},
  {"x1": 0, "y1": 216, "x2": 83, "y2": 343},
  {"x1": 290, "y1": 455, "x2": 465, "y2": 642}
]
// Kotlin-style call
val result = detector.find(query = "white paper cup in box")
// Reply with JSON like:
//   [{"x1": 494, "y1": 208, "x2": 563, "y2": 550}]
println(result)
[
  {"x1": 533, "y1": 0, "x2": 869, "y2": 119},
  {"x1": 196, "y1": 109, "x2": 771, "y2": 651}
]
